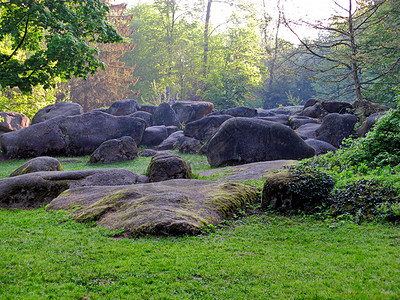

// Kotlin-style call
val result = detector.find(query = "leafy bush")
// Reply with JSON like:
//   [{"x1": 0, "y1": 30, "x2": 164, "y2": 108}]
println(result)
[{"x1": 328, "y1": 179, "x2": 400, "y2": 223}]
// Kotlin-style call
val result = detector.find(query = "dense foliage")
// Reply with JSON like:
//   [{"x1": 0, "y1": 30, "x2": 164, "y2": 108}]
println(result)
[{"x1": 0, "y1": 0, "x2": 122, "y2": 93}]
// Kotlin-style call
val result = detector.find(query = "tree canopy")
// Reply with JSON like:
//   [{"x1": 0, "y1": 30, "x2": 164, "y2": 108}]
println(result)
[{"x1": 0, "y1": 0, "x2": 123, "y2": 93}]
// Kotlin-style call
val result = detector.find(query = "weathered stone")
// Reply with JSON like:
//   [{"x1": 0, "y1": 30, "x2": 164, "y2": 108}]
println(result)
[
  {"x1": 256, "y1": 109, "x2": 275, "y2": 117},
  {"x1": 352, "y1": 100, "x2": 388, "y2": 123},
  {"x1": 175, "y1": 136, "x2": 202, "y2": 154},
  {"x1": 89, "y1": 136, "x2": 138, "y2": 164},
  {"x1": 315, "y1": 113, "x2": 357, "y2": 148},
  {"x1": 107, "y1": 99, "x2": 140, "y2": 116},
  {"x1": 32, "y1": 102, "x2": 83, "y2": 124},
  {"x1": 0, "y1": 169, "x2": 148, "y2": 209},
  {"x1": 140, "y1": 126, "x2": 169, "y2": 147},
  {"x1": 147, "y1": 152, "x2": 192, "y2": 182},
  {"x1": 295, "y1": 123, "x2": 321, "y2": 140},
  {"x1": 166, "y1": 126, "x2": 179, "y2": 136},
  {"x1": 138, "y1": 149, "x2": 164, "y2": 157},
  {"x1": 0, "y1": 112, "x2": 30, "y2": 132},
  {"x1": 140, "y1": 105, "x2": 157, "y2": 115},
  {"x1": 172, "y1": 101, "x2": 214, "y2": 124},
  {"x1": 305, "y1": 139, "x2": 337, "y2": 155},
  {"x1": 156, "y1": 131, "x2": 184, "y2": 150},
  {"x1": 358, "y1": 111, "x2": 387, "y2": 137},
  {"x1": 207, "y1": 118, "x2": 315, "y2": 167},
  {"x1": 130, "y1": 111, "x2": 153, "y2": 127},
  {"x1": 302, "y1": 100, "x2": 352, "y2": 119},
  {"x1": 289, "y1": 115, "x2": 320, "y2": 130},
  {"x1": 256, "y1": 115, "x2": 290, "y2": 126},
  {"x1": 223, "y1": 106, "x2": 258, "y2": 118},
  {"x1": 0, "y1": 111, "x2": 146, "y2": 158},
  {"x1": 47, "y1": 179, "x2": 258, "y2": 236},
  {"x1": 153, "y1": 102, "x2": 181, "y2": 127},
  {"x1": 184, "y1": 114, "x2": 232, "y2": 141},
  {"x1": 10, "y1": 156, "x2": 63, "y2": 177}
]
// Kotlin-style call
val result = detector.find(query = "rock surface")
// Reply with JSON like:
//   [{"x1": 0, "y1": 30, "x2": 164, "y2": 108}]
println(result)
[
  {"x1": 172, "y1": 101, "x2": 214, "y2": 124},
  {"x1": 0, "y1": 112, "x2": 30, "y2": 133},
  {"x1": 153, "y1": 103, "x2": 181, "y2": 127},
  {"x1": 31, "y1": 102, "x2": 83, "y2": 124},
  {"x1": 315, "y1": 113, "x2": 357, "y2": 148},
  {"x1": 0, "y1": 169, "x2": 148, "y2": 209},
  {"x1": 184, "y1": 114, "x2": 232, "y2": 141},
  {"x1": 47, "y1": 180, "x2": 258, "y2": 236},
  {"x1": 156, "y1": 131, "x2": 184, "y2": 150},
  {"x1": 207, "y1": 118, "x2": 315, "y2": 167},
  {"x1": 147, "y1": 152, "x2": 192, "y2": 182},
  {"x1": 107, "y1": 99, "x2": 140, "y2": 116},
  {"x1": 130, "y1": 111, "x2": 153, "y2": 127},
  {"x1": 305, "y1": 139, "x2": 337, "y2": 155},
  {"x1": 10, "y1": 156, "x2": 63, "y2": 177},
  {"x1": 140, "y1": 126, "x2": 169, "y2": 147},
  {"x1": 1, "y1": 111, "x2": 146, "y2": 158},
  {"x1": 89, "y1": 136, "x2": 138, "y2": 164}
]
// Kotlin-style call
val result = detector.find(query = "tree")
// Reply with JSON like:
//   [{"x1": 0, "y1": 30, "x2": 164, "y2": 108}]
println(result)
[
  {"x1": 0, "y1": 0, "x2": 122, "y2": 93},
  {"x1": 65, "y1": 1, "x2": 139, "y2": 111},
  {"x1": 284, "y1": 0, "x2": 399, "y2": 104}
]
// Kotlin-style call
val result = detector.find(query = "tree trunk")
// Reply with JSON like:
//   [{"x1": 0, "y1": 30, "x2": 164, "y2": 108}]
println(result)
[{"x1": 203, "y1": 0, "x2": 212, "y2": 77}]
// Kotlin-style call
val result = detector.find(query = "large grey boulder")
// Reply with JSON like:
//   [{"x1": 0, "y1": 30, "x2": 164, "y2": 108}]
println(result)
[
  {"x1": 89, "y1": 136, "x2": 138, "y2": 164},
  {"x1": 207, "y1": 118, "x2": 315, "y2": 167},
  {"x1": 140, "y1": 105, "x2": 157, "y2": 115},
  {"x1": 358, "y1": 111, "x2": 386, "y2": 137},
  {"x1": 107, "y1": 99, "x2": 140, "y2": 116},
  {"x1": 305, "y1": 139, "x2": 337, "y2": 155},
  {"x1": 153, "y1": 103, "x2": 181, "y2": 127},
  {"x1": 147, "y1": 152, "x2": 192, "y2": 182},
  {"x1": 156, "y1": 131, "x2": 184, "y2": 150},
  {"x1": 0, "y1": 111, "x2": 146, "y2": 159},
  {"x1": 302, "y1": 99, "x2": 352, "y2": 119},
  {"x1": 0, "y1": 112, "x2": 30, "y2": 133},
  {"x1": 315, "y1": 113, "x2": 357, "y2": 148},
  {"x1": 47, "y1": 179, "x2": 258, "y2": 236},
  {"x1": 222, "y1": 106, "x2": 257, "y2": 118},
  {"x1": 184, "y1": 114, "x2": 232, "y2": 141},
  {"x1": 289, "y1": 115, "x2": 320, "y2": 130},
  {"x1": 130, "y1": 111, "x2": 153, "y2": 127},
  {"x1": 256, "y1": 115, "x2": 290, "y2": 126},
  {"x1": 31, "y1": 102, "x2": 83, "y2": 124},
  {"x1": 10, "y1": 156, "x2": 63, "y2": 177},
  {"x1": 140, "y1": 126, "x2": 169, "y2": 147},
  {"x1": 295, "y1": 123, "x2": 321, "y2": 140},
  {"x1": 172, "y1": 101, "x2": 214, "y2": 124},
  {"x1": 0, "y1": 169, "x2": 148, "y2": 209},
  {"x1": 176, "y1": 136, "x2": 202, "y2": 154}
]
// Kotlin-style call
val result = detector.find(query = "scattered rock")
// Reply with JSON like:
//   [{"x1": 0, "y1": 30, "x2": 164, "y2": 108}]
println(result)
[
  {"x1": 256, "y1": 115, "x2": 290, "y2": 126},
  {"x1": 147, "y1": 152, "x2": 192, "y2": 182},
  {"x1": 130, "y1": 111, "x2": 153, "y2": 127},
  {"x1": 184, "y1": 114, "x2": 232, "y2": 141},
  {"x1": 31, "y1": 102, "x2": 83, "y2": 124},
  {"x1": 302, "y1": 100, "x2": 352, "y2": 119},
  {"x1": 172, "y1": 101, "x2": 214, "y2": 124},
  {"x1": 153, "y1": 102, "x2": 181, "y2": 127},
  {"x1": 89, "y1": 136, "x2": 138, "y2": 164},
  {"x1": 140, "y1": 105, "x2": 157, "y2": 115},
  {"x1": 138, "y1": 149, "x2": 163, "y2": 157},
  {"x1": 140, "y1": 126, "x2": 169, "y2": 147},
  {"x1": 289, "y1": 115, "x2": 320, "y2": 130},
  {"x1": 107, "y1": 99, "x2": 140, "y2": 116},
  {"x1": 295, "y1": 123, "x2": 321, "y2": 140},
  {"x1": 0, "y1": 111, "x2": 146, "y2": 158},
  {"x1": 207, "y1": 118, "x2": 315, "y2": 167},
  {"x1": 315, "y1": 113, "x2": 357, "y2": 148},
  {"x1": 0, "y1": 169, "x2": 148, "y2": 209},
  {"x1": 156, "y1": 131, "x2": 184, "y2": 150},
  {"x1": 358, "y1": 111, "x2": 387, "y2": 137},
  {"x1": 175, "y1": 136, "x2": 202, "y2": 154},
  {"x1": 0, "y1": 112, "x2": 30, "y2": 133},
  {"x1": 305, "y1": 139, "x2": 337, "y2": 155},
  {"x1": 222, "y1": 106, "x2": 258, "y2": 118},
  {"x1": 10, "y1": 156, "x2": 63, "y2": 177},
  {"x1": 47, "y1": 179, "x2": 258, "y2": 236}
]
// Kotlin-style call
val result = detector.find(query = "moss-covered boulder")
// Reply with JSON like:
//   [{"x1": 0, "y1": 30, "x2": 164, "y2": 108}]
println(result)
[
  {"x1": 147, "y1": 152, "x2": 192, "y2": 182},
  {"x1": 47, "y1": 179, "x2": 258, "y2": 236},
  {"x1": 10, "y1": 156, "x2": 63, "y2": 177},
  {"x1": 261, "y1": 167, "x2": 334, "y2": 213},
  {"x1": 0, "y1": 169, "x2": 148, "y2": 209}
]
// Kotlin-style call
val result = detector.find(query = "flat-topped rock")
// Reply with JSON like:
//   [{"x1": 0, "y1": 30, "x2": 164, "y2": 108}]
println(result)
[{"x1": 47, "y1": 179, "x2": 258, "y2": 236}]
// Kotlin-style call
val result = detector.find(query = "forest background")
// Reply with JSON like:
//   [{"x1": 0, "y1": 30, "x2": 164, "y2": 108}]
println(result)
[{"x1": 1, "y1": 0, "x2": 399, "y2": 118}]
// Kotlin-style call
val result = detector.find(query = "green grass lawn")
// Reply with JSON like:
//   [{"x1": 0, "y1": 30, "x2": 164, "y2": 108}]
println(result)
[{"x1": 1, "y1": 154, "x2": 400, "y2": 299}]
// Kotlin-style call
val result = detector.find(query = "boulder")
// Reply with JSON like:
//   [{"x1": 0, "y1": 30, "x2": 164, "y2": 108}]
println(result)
[
  {"x1": 47, "y1": 180, "x2": 258, "y2": 236},
  {"x1": 89, "y1": 136, "x2": 138, "y2": 164},
  {"x1": 156, "y1": 131, "x2": 184, "y2": 150},
  {"x1": 140, "y1": 105, "x2": 157, "y2": 115},
  {"x1": 256, "y1": 109, "x2": 275, "y2": 117},
  {"x1": 166, "y1": 126, "x2": 179, "y2": 136},
  {"x1": 153, "y1": 102, "x2": 181, "y2": 127},
  {"x1": 207, "y1": 118, "x2": 315, "y2": 167},
  {"x1": 289, "y1": 115, "x2": 320, "y2": 130},
  {"x1": 295, "y1": 123, "x2": 321, "y2": 140},
  {"x1": 130, "y1": 111, "x2": 153, "y2": 127},
  {"x1": 140, "y1": 126, "x2": 169, "y2": 147},
  {"x1": 184, "y1": 114, "x2": 233, "y2": 141},
  {"x1": 302, "y1": 100, "x2": 352, "y2": 119},
  {"x1": 315, "y1": 113, "x2": 357, "y2": 148},
  {"x1": 10, "y1": 156, "x2": 63, "y2": 177},
  {"x1": 138, "y1": 149, "x2": 166, "y2": 157},
  {"x1": 261, "y1": 169, "x2": 334, "y2": 213},
  {"x1": 0, "y1": 111, "x2": 146, "y2": 158},
  {"x1": 222, "y1": 106, "x2": 257, "y2": 118},
  {"x1": 31, "y1": 102, "x2": 83, "y2": 124},
  {"x1": 107, "y1": 99, "x2": 140, "y2": 116},
  {"x1": 0, "y1": 169, "x2": 148, "y2": 209},
  {"x1": 256, "y1": 115, "x2": 290, "y2": 126},
  {"x1": 353, "y1": 100, "x2": 388, "y2": 123},
  {"x1": 175, "y1": 136, "x2": 202, "y2": 154},
  {"x1": 172, "y1": 101, "x2": 214, "y2": 124},
  {"x1": 0, "y1": 112, "x2": 30, "y2": 133},
  {"x1": 358, "y1": 111, "x2": 387, "y2": 137},
  {"x1": 147, "y1": 152, "x2": 192, "y2": 182},
  {"x1": 264, "y1": 106, "x2": 302, "y2": 116},
  {"x1": 305, "y1": 139, "x2": 337, "y2": 155}
]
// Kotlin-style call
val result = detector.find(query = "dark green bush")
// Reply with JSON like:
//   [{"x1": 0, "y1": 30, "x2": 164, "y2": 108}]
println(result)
[{"x1": 328, "y1": 179, "x2": 400, "y2": 223}]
